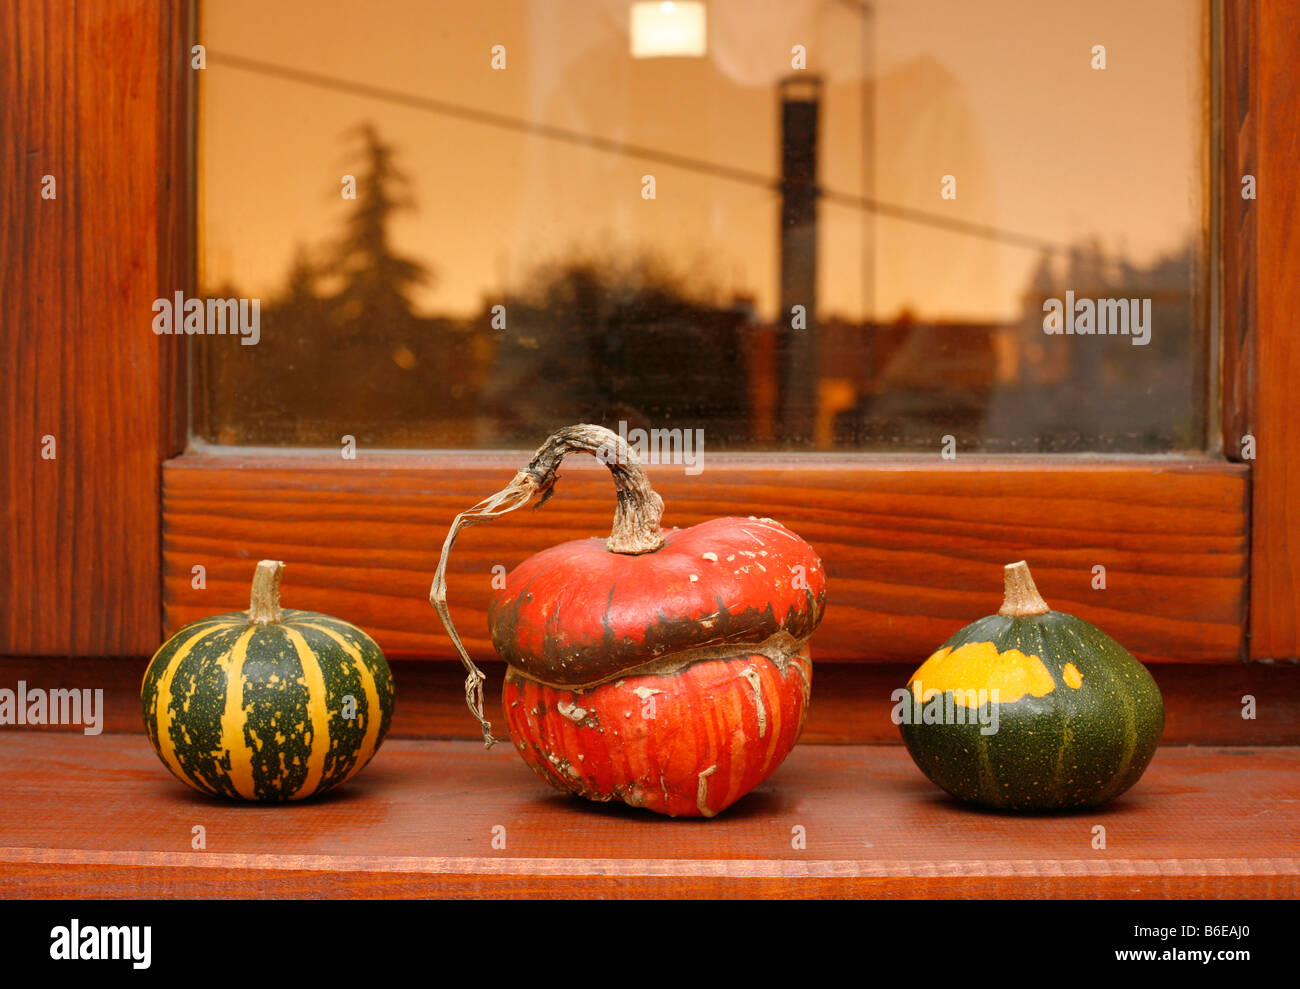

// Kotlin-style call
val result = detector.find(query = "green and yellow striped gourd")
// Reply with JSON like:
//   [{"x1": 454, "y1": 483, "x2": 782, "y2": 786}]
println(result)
[{"x1": 141, "y1": 560, "x2": 394, "y2": 801}]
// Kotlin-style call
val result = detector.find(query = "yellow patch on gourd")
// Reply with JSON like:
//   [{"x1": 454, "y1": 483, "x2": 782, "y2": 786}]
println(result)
[
  {"x1": 1062, "y1": 662, "x2": 1083, "y2": 689},
  {"x1": 909, "y1": 641, "x2": 1056, "y2": 707},
  {"x1": 299, "y1": 621, "x2": 384, "y2": 780},
  {"x1": 154, "y1": 621, "x2": 231, "y2": 795},
  {"x1": 281, "y1": 626, "x2": 331, "y2": 799},
  {"x1": 218, "y1": 628, "x2": 259, "y2": 799}
]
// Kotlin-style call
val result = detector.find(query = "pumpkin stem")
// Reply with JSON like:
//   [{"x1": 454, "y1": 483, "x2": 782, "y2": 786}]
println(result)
[
  {"x1": 999, "y1": 560, "x2": 1051, "y2": 617},
  {"x1": 248, "y1": 560, "x2": 285, "y2": 625},
  {"x1": 430, "y1": 424, "x2": 666, "y2": 748},
  {"x1": 526, "y1": 423, "x2": 665, "y2": 555}
]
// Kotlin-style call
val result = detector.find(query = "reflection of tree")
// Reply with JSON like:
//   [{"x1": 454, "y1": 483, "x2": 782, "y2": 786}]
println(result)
[
  {"x1": 281, "y1": 244, "x2": 321, "y2": 310},
  {"x1": 197, "y1": 125, "x2": 483, "y2": 447},
  {"x1": 479, "y1": 252, "x2": 754, "y2": 448},
  {"x1": 829, "y1": 237, "x2": 1203, "y2": 452},
  {"x1": 984, "y1": 237, "x2": 1202, "y2": 452},
  {"x1": 328, "y1": 124, "x2": 430, "y2": 333},
  {"x1": 196, "y1": 124, "x2": 1203, "y2": 453}
]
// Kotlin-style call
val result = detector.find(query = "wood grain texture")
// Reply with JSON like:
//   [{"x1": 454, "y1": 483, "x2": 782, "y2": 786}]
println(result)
[
  {"x1": 163, "y1": 454, "x2": 1249, "y2": 664},
  {"x1": 0, "y1": 1, "x2": 188, "y2": 654},
  {"x1": 157, "y1": 0, "x2": 193, "y2": 461},
  {"x1": 3, "y1": 656, "x2": 1297, "y2": 745},
  {"x1": 0, "y1": 735, "x2": 1296, "y2": 898},
  {"x1": 1250, "y1": 0, "x2": 1300, "y2": 659},
  {"x1": 1219, "y1": 0, "x2": 1256, "y2": 457}
]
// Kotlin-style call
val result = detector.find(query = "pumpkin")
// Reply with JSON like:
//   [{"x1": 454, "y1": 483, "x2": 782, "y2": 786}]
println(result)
[
  {"x1": 898, "y1": 561, "x2": 1164, "y2": 811},
  {"x1": 141, "y1": 560, "x2": 394, "y2": 801},
  {"x1": 432, "y1": 423, "x2": 826, "y2": 817}
]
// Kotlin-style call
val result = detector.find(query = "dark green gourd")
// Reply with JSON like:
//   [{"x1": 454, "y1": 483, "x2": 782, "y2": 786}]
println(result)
[{"x1": 899, "y1": 561, "x2": 1164, "y2": 811}]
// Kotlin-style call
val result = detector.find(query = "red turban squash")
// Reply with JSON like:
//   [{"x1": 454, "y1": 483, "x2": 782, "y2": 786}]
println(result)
[{"x1": 432, "y1": 424, "x2": 827, "y2": 817}]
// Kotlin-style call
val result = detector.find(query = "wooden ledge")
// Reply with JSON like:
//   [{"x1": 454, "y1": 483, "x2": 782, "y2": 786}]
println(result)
[
  {"x1": 1, "y1": 734, "x2": 1297, "y2": 898},
  {"x1": 162, "y1": 453, "x2": 1249, "y2": 664}
]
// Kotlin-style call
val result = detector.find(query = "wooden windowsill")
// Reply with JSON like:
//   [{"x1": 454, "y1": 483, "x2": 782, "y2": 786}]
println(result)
[
  {"x1": 2, "y1": 734, "x2": 1297, "y2": 898},
  {"x1": 161, "y1": 452, "x2": 1251, "y2": 665}
]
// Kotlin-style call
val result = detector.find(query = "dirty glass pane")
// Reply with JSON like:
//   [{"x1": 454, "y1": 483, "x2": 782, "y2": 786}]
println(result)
[{"x1": 195, "y1": 0, "x2": 1209, "y2": 452}]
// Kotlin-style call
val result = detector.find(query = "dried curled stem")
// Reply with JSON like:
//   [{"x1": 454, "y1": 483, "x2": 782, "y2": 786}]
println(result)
[{"x1": 430, "y1": 424, "x2": 666, "y2": 747}]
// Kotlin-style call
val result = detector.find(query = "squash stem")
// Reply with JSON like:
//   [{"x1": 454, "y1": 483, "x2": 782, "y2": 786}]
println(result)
[
  {"x1": 248, "y1": 560, "x2": 285, "y2": 625},
  {"x1": 430, "y1": 423, "x2": 666, "y2": 748},
  {"x1": 524, "y1": 423, "x2": 665, "y2": 555},
  {"x1": 999, "y1": 560, "x2": 1051, "y2": 617}
]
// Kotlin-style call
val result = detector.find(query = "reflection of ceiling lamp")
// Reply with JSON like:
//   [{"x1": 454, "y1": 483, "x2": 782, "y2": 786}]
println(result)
[{"x1": 630, "y1": 2, "x2": 707, "y2": 58}]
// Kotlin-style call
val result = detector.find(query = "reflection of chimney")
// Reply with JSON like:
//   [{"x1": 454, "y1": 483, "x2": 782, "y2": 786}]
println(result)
[{"x1": 777, "y1": 74, "x2": 821, "y2": 445}]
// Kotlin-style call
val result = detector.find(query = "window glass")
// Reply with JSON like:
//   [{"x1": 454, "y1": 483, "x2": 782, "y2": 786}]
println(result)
[{"x1": 195, "y1": 0, "x2": 1209, "y2": 452}]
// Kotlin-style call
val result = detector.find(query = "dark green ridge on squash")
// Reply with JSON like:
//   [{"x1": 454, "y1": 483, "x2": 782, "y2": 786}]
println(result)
[{"x1": 899, "y1": 562, "x2": 1164, "y2": 813}]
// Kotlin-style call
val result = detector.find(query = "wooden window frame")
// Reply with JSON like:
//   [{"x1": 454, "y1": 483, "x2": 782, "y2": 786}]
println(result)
[{"x1": 3, "y1": 2, "x2": 1296, "y2": 740}]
